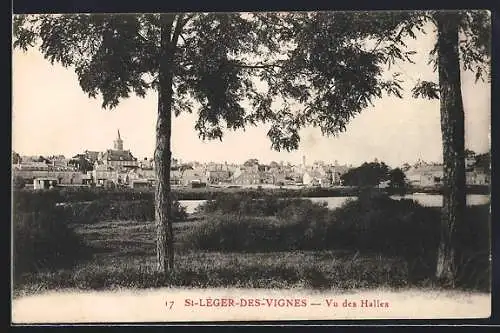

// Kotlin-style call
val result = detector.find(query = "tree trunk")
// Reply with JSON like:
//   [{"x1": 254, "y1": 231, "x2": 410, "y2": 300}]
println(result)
[
  {"x1": 435, "y1": 12, "x2": 466, "y2": 286},
  {"x1": 155, "y1": 14, "x2": 175, "y2": 273}
]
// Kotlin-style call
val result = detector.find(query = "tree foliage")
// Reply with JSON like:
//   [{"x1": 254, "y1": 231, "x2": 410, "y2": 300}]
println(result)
[
  {"x1": 68, "y1": 156, "x2": 94, "y2": 173},
  {"x1": 475, "y1": 152, "x2": 490, "y2": 173},
  {"x1": 13, "y1": 12, "x2": 436, "y2": 151},
  {"x1": 341, "y1": 161, "x2": 390, "y2": 187},
  {"x1": 243, "y1": 158, "x2": 259, "y2": 167},
  {"x1": 388, "y1": 168, "x2": 407, "y2": 189},
  {"x1": 13, "y1": 175, "x2": 26, "y2": 189},
  {"x1": 409, "y1": 10, "x2": 490, "y2": 100},
  {"x1": 12, "y1": 151, "x2": 22, "y2": 164}
]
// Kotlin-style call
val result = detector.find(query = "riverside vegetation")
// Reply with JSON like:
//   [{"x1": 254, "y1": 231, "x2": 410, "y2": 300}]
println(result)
[{"x1": 12, "y1": 188, "x2": 490, "y2": 296}]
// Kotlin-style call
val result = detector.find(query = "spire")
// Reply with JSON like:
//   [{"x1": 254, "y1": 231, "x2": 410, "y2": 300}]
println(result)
[{"x1": 114, "y1": 129, "x2": 124, "y2": 151}]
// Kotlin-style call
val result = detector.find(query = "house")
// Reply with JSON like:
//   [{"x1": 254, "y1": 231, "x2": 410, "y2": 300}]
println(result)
[
  {"x1": 270, "y1": 172, "x2": 287, "y2": 185},
  {"x1": 13, "y1": 161, "x2": 49, "y2": 171},
  {"x1": 139, "y1": 158, "x2": 154, "y2": 169},
  {"x1": 330, "y1": 165, "x2": 350, "y2": 185},
  {"x1": 84, "y1": 150, "x2": 100, "y2": 164},
  {"x1": 101, "y1": 149, "x2": 139, "y2": 170},
  {"x1": 302, "y1": 171, "x2": 315, "y2": 186},
  {"x1": 231, "y1": 167, "x2": 244, "y2": 181},
  {"x1": 181, "y1": 168, "x2": 207, "y2": 185},
  {"x1": 206, "y1": 170, "x2": 231, "y2": 184},
  {"x1": 405, "y1": 165, "x2": 443, "y2": 187},
  {"x1": 101, "y1": 130, "x2": 139, "y2": 171},
  {"x1": 233, "y1": 170, "x2": 261, "y2": 185},
  {"x1": 48, "y1": 170, "x2": 88, "y2": 185},
  {"x1": 303, "y1": 170, "x2": 331, "y2": 187},
  {"x1": 93, "y1": 163, "x2": 118, "y2": 186},
  {"x1": 47, "y1": 155, "x2": 69, "y2": 168},
  {"x1": 13, "y1": 163, "x2": 87, "y2": 185},
  {"x1": 33, "y1": 177, "x2": 59, "y2": 190},
  {"x1": 170, "y1": 170, "x2": 182, "y2": 185},
  {"x1": 258, "y1": 171, "x2": 275, "y2": 184},
  {"x1": 466, "y1": 167, "x2": 490, "y2": 185},
  {"x1": 137, "y1": 167, "x2": 155, "y2": 179},
  {"x1": 129, "y1": 179, "x2": 152, "y2": 189}
]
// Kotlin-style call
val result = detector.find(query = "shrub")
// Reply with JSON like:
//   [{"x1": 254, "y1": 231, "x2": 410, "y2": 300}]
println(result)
[
  {"x1": 62, "y1": 199, "x2": 188, "y2": 223},
  {"x1": 181, "y1": 213, "x2": 320, "y2": 252},
  {"x1": 187, "y1": 193, "x2": 438, "y2": 254},
  {"x1": 183, "y1": 191, "x2": 490, "y2": 289},
  {"x1": 325, "y1": 191, "x2": 442, "y2": 281},
  {"x1": 13, "y1": 204, "x2": 90, "y2": 278},
  {"x1": 13, "y1": 176, "x2": 25, "y2": 189},
  {"x1": 182, "y1": 214, "x2": 257, "y2": 251},
  {"x1": 197, "y1": 193, "x2": 323, "y2": 217},
  {"x1": 14, "y1": 190, "x2": 188, "y2": 224},
  {"x1": 184, "y1": 198, "x2": 335, "y2": 252},
  {"x1": 57, "y1": 199, "x2": 188, "y2": 224},
  {"x1": 454, "y1": 204, "x2": 491, "y2": 290}
]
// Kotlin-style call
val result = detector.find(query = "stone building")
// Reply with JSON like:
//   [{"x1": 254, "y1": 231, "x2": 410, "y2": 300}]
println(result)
[{"x1": 101, "y1": 130, "x2": 139, "y2": 171}]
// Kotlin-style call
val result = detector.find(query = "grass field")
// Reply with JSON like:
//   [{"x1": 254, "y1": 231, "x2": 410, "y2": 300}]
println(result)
[
  {"x1": 14, "y1": 217, "x2": 418, "y2": 296},
  {"x1": 13, "y1": 192, "x2": 490, "y2": 297}
]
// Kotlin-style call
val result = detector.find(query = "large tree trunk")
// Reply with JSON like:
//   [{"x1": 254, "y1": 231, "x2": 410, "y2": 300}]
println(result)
[
  {"x1": 435, "y1": 12, "x2": 466, "y2": 285},
  {"x1": 155, "y1": 14, "x2": 175, "y2": 273}
]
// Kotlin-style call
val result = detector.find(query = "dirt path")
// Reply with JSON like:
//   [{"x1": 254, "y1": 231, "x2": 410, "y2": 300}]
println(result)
[{"x1": 12, "y1": 287, "x2": 490, "y2": 323}]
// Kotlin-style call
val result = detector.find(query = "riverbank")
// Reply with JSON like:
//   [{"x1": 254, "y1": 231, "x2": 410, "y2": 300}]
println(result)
[
  {"x1": 12, "y1": 287, "x2": 491, "y2": 323},
  {"x1": 13, "y1": 184, "x2": 490, "y2": 202}
]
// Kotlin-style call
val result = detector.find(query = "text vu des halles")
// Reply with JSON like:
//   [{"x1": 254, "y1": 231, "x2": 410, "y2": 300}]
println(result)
[{"x1": 177, "y1": 298, "x2": 390, "y2": 308}]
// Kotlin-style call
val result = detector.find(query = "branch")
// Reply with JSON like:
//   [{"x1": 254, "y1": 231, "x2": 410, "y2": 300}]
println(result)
[
  {"x1": 179, "y1": 33, "x2": 188, "y2": 45},
  {"x1": 233, "y1": 63, "x2": 284, "y2": 69},
  {"x1": 371, "y1": 38, "x2": 384, "y2": 53},
  {"x1": 137, "y1": 31, "x2": 152, "y2": 44},
  {"x1": 172, "y1": 13, "x2": 194, "y2": 46},
  {"x1": 369, "y1": 23, "x2": 406, "y2": 54}
]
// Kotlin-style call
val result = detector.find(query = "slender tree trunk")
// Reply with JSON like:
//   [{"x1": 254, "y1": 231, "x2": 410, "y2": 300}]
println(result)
[
  {"x1": 155, "y1": 14, "x2": 175, "y2": 273},
  {"x1": 435, "y1": 12, "x2": 466, "y2": 285}
]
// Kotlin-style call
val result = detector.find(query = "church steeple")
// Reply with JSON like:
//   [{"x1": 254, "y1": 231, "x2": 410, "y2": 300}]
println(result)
[{"x1": 114, "y1": 129, "x2": 123, "y2": 151}]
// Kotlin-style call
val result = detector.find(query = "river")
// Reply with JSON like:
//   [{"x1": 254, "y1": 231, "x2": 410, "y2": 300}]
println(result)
[{"x1": 178, "y1": 194, "x2": 490, "y2": 214}]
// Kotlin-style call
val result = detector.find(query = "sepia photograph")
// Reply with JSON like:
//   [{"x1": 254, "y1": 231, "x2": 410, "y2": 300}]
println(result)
[{"x1": 11, "y1": 10, "x2": 491, "y2": 323}]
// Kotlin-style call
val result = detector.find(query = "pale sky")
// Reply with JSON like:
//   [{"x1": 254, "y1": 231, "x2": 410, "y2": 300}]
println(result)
[{"x1": 12, "y1": 19, "x2": 490, "y2": 168}]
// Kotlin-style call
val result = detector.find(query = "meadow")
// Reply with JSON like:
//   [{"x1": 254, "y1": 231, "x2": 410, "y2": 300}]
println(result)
[{"x1": 12, "y1": 189, "x2": 491, "y2": 296}]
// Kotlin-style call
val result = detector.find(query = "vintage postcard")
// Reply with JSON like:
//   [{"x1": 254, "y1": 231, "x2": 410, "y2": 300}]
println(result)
[{"x1": 11, "y1": 10, "x2": 491, "y2": 323}]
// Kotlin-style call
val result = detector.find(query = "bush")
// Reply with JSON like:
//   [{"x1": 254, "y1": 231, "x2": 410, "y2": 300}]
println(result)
[
  {"x1": 13, "y1": 190, "x2": 189, "y2": 224},
  {"x1": 61, "y1": 199, "x2": 187, "y2": 224},
  {"x1": 187, "y1": 192, "x2": 440, "y2": 255},
  {"x1": 13, "y1": 176, "x2": 25, "y2": 189},
  {"x1": 181, "y1": 213, "x2": 302, "y2": 252},
  {"x1": 13, "y1": 204, "x2": 90, "y2": 278},
  {"x1": 183, "y1": 191, "x2": 490, "y2": 289},
  {"x1": 184, "y1": 197, "x2": 335, "y2": 251},
  {"x1": 454, "y1": 204, "x2": 491, "y2": 290},
  {"x1": 197, "y1": 193, "x2": 323, "y2": 217},
  {"x1": 327, "y1": 191, "x2": 440, "y2": 255}
]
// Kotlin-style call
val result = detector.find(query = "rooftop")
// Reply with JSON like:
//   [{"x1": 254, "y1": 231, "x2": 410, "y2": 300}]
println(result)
[{"x1": 102, "y1": 149, "x2": 137, "y2": 162}]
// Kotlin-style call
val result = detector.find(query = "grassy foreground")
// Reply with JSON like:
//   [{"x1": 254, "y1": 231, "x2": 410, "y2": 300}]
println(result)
[
  {"x1": 13, "y1": 192, "x2": 490, "y2": 296},
  {"x1": 14, "y1": 220, "x2": 412, "y2": 296}
]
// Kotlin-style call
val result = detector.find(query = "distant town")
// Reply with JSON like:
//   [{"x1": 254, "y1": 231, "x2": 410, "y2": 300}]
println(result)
[{"x1": 12, "y1": 129, "x2": 490, "y2": 190}]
